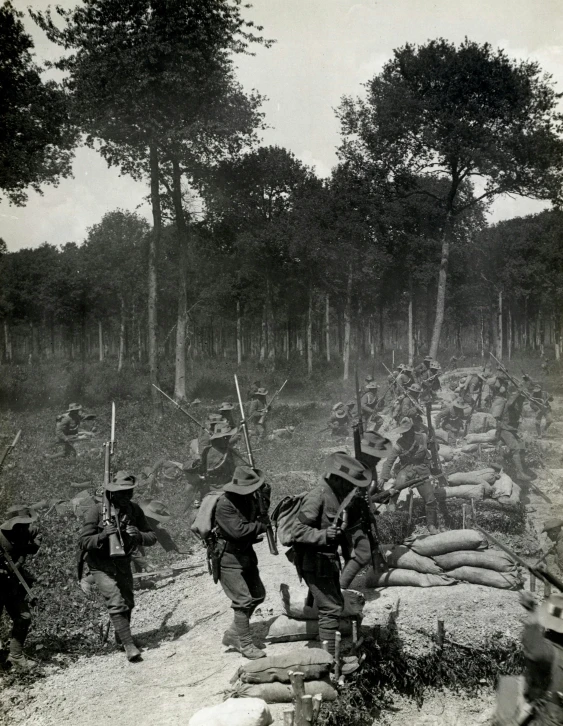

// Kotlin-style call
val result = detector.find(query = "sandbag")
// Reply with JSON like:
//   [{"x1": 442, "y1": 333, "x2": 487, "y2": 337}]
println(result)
[
  {"x1": 433, "y1": 549, "x2": 517, "y2": 573},
  {"x1": 461, "y1": 443, "x2": 496, "y2": 454},
  {"x1": 465, "y1": 430, "x2": 497, "y2": 444},
  {"x1": 491, "y1": 472, "x2": 513, "y2": 499},
  {"x1": 280, "y1": 584, "x2": 364, "y2": 620},
  {"x1": 380, "y1": 545, "x2": 443, "y2": 574},
  {"x1": 497, "y1": 480, "x2": 522, "y2": 505},
  {"x1": 365, "y1": 567, "x2": 456, "y2": 588},
  {"x1": 188, "y1": 698, "x2": 273, "y2": 726},
  {"x1": 237, "y1": 648, "x2": 333, "y2": 684},
  {"x1": 446, "y1": 566, "x2": 523, "y2": 589},
  {"x1": 442, "y1": 483, "x2": 491, "y2": 500},
  {"x1": 406, "y1": 529, "x2": 488, "y2": 557},
  {"x1": 438, "y1": 444, "x2": 454, "y2": 462},
  {"x1": 467, "y1": 412, "x2": 497, "y2": 434},
  {"x1": 266, "y1": 616, "x2": 352, "y2": 643},
  {"x1": 448, "y1": 472, "x2": 491, "y2": 486},
  {"x1": 233, "y1": 678, "x2": 337, "y2": 703},
  {"x1": 473, "y1": 468, "x2": 498, "y2": 484}
]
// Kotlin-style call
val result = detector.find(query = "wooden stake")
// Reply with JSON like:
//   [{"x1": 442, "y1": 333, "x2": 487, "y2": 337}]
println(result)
[
  {"x1": 407, "y1": 490, "x2": 414, "y2": 527},
  {"x1": 470, "y1": 498, "x2": 476, "y2": 524},
  {"x1": 301, "y1": 696, "x2": 313, "y2": 723},
  {"x1": 437, "y1": 619, "x2": 445, "y2": 649},
  {"x1": 283, "y1": 709, "x2": 295, "y2": 726},
  {"x1": 334, "y1": 631, "x2": 342, "y2": 679},
  {"x1": 462, "y1": 504, "x2": 467, "y2": 529},
  {"x1": 289, "y1": 671, "x2": 306, "y2": 725},
  {"x1": 530, "y1": 573, "x2": 536, "y2": 593},
  {"x1": 321, "y1": 640, "x2": 329, "y2": 653},
  {"x1": 352, "y1": 618, "x2": 358, "y2": 643},
  {"x1": 312, "y1": 694, "x2": 322, "y2": 721}
]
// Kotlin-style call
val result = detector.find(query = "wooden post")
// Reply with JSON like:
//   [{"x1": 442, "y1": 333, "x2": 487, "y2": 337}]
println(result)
[
  {"x1": 301, "y1": 696, "x2": 313, "y2": 723},
  {"x1": 288, "y1": 671, "x2": 306, "y2": 725},
  {"x1": 437, "y1": 619, "x2": 445, "y2": 649},
  {"x1": 352, "y1": 619, "x2": 358, "y2": 643},
  {"x1": 470, "y1": 498, "x2": 476, "y2": 525},
  {"x1": 321, "y1": 640, "x2": 329, "y2": 653},
  {"x1": 530, "y1": 573, "x2": 536, "y2": 593},
  {"x1": 334, "y1": 631, "x2": 341, "y2": 679},
  {"x1": 545, "y1": 581, "x2": 552, "y2": 598},
  {"x1": 462, "y1": 504, "x2": 467, "y2": 529},
  {"x1": 407, "y1": 490, "x2": 414, "y2": 527},
  {"x1": 283, "y1": 709, "x2": 295, "y2": 726},
  {"x1": 312, "y1": 694, "x2": 322, "y2": 721}
]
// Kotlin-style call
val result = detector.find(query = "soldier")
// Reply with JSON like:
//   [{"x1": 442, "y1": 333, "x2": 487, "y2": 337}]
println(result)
[
  {"x1": 292, "y1": 452, "x2": 372, "y2": 657},
  {"x1": 131, "y1": 499, "x2": 180, "y2": 573},
  {"x1": 247, "y1": 380, "x2": 261, "y2": 402},
  {"x1": 197, "y1": 413, "x2": 226, "y2": 453},
  {"x1": 218, "y1": 403, "x2": 236, "y2": 429},
  {"x1": 46, "y1": 402, "x2": 91, "y2": 459},
  {"x1": 419, "y1": 361, "x2": 441, "y2": 403},
  {"x1": 215, "y1": 466, "x2": 271, "y2": 660},
  {"x1": 363, "y1": 374, "x2": 374, "y2": 393},
  {"x1": 530, "y1": 383, "x2": 553, "y2": 438},
  {"x1": 459, "y1": 371, "x2": 487, "y2": 406},
  {"x1": 494, "y1": 389, "x2": 532, "y2": 482},
  {"x1": 248, "y1": 387, "x2": 270, "y2": 440},
  {"x1": 328, "y1": 402, "x2": 351, "y2": 439},
  {"x1": 360, "y1": 382, "x2": 381, "y2": 425},
  {"x1": 385, "y1": 365, "x2": 402, "y2": 399},
  {"x1": 486, "y1": 369, "x2": 510, "y2": 416},
  {"x1": 397, "y1": 365, "x2": 415, "y2": 388},
  {"x1": 414, "y1": 355, "x2": 433, "y2": 379},
  {"x1": 0, "y1": 506, "x2": 41, "y2": 670},
  {"x1": 381, "y1": 417, "x2": 440, "y2": 534},
  {"x1": 80, "y1": 471, "x2": 157, "y2": 662},
  {"x1": 201, "y1": 423, "x2": 237, "y2": 498},
  {"x1": 393, "y1": 383, "x2": 424, "y2": 431},
  {"x1": 434, "y1": 397, "x2": 467, "y2": 444},
  {"x1": 542, "y1": 519, "x2": 563, "y2": 580},
  {"x1": 339, "y1": 434, "x2": 393, "y2": 589}
]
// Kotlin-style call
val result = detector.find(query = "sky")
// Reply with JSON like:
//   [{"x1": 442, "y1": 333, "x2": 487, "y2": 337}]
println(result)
[{"x1": 2, "y1": 0, "x2": 563, "y2": 251}]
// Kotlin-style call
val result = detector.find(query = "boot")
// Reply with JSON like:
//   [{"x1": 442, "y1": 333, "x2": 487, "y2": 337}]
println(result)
[
  {"x1": 512, "y1": 452, "x2": 532, "y2": 482},
  {"x1": 425, "y1": 505, "x2": 439, "y2": 535},
  {"x1": 111, "y1": 613, "x2": 142, "y2": 662},
  {"x1": 8, "y1": 638, "x2": 36, "y2": 671},
  {"x1": 340, "y1": 559, "x2": 363, "y2": 589},
  {"x1": 222, "y1": 619, "x2": 240, "y2": 651},
  {"x1": 234, "y1": 610, "x2": 266, "y2": 660}
]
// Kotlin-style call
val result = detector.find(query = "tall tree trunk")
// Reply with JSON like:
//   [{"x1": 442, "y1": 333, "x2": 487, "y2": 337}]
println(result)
[
  {"x1": 148, "y1": 143, "x2": 161, "y2": 414},
  {"x1": 496, "y1": 290, "x2": 503, "y2": 360},
  {"x1": 408, "y1": 276, "x2": 414, "y2": 366},
  {"x1": 3, "y1": 320, "x2": 11, "y2": 362},
  {"x1": 286, "y1": 318, "x2": 290, "y2": 361},
  {"x1": 98, "y1": 320, "x2": 104, "y2": 362},
  {"x1": 171, "y1": 158, "x2": 188, "y2": 402},
  {"x1": 137, "y1": 316, "x2": 142, "y2": 363},
  {"x1": 554, "y1": 314, "x2": 560, "y2": 361},
  {"x1": 429, "y1": 213, "x2": 452, "y2": 358},
  {"x1": 343, "y1": 264, "x2": 353, "y2": 381},
  {"x1": 236, "y1": 301, "x2": 242, "y2": 366},
  {"x1": 325, "y1": 293, "x2": 330, "y2": 363},
  {"x1": 379, "y1": 307, "x2": 384, "y2": 354},
  {"x1": 118, "y1": 297, "x2": 126, "y2": 372},
  {"x1": 307, "y1": 286, "x2": 314, "y2": 376},
  {"x1": 260, "y1": 304, "x2": 267, "y2": 362},
  {"x1": 266, "y1": 279, "x2": 275, "y2": 363},
  {"x1": 480, "y1": 310, "x2": 485, "y2": 359},
  {"x1": 508, "y1": 306, "x2": 513, "y2": 361},
  {"x1": 370, "y1": 316, "x2": 375, "y2": 360}
]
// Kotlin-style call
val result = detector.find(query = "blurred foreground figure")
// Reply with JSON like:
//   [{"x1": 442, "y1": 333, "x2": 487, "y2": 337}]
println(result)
[
  {"x1": 0, "y1": 506, "x2": 41, "y2": 670},
  {"x1": 46, "y1": 403, "x2": 96, "y2": 459}
]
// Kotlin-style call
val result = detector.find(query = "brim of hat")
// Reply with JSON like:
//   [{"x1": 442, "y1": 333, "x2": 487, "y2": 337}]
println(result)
[
  {"x1": 105, "y1": 482, "x2": 136, "y2": 492},
  {"x1": 538, "y1": 600, "x2": 563, "y2": 634},
  {"x1": 396, "y1": 423, "x2": 414, "y2": 434},
  {"x1": 223, "y1": 478, "x2": 265, "y2": 495},
  {"x1": 144, "y1": 510, "x2": 171, "y2": 523},
  {"x1": 211, "y1": 430, "x2": 235, "y2": 440},
  {"x1": 334, "y1": 412, "x2": 347, "y2": 418},
  {"x1": 360, "y1": 439, "x2": 393, "y2": 458},
  {"x1": 1, "y1": 513, "x2": 38, "y2": 530},
  {"x1": 543, "y1": 522, "x2": 563, "y2": 532}
]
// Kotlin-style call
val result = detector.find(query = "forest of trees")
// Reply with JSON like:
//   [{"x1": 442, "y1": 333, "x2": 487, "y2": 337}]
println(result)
[{"x1": 1, "y1": 1, "x2": 563, "y2": 403}]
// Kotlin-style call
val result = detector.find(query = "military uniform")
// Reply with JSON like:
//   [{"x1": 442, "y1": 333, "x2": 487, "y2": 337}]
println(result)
[
  {"x1": 329, "y1": 403, "x2": 350, "y2": 438},
  {"x1": 419, "y1": 363, "x2": 441, "y2": 403},
  {"x1": 392, "y1": 384, "x2": 424, "y2": 430},
  {"x1": 434, "y1": 398, "x2": 467, "y2": 444},
  {"x1": 381, "y1": 418, "x2": 439, "y2": 533},
  {"x1": 494, "y1": 391, "x2": 531, "y2": 481},
  {"x1": 293, "y1": 453, "x2": 372, "y2": 655},
  {"x1": 543, "y1": 520, "x2": 563, "y2": 581},
  {"x1": 80, "y1": 471, "x2": 156, "y2": 661},
  {"x1": 201, "y1": 424, "x2": 237, "y2": 495},
  {"x1": 486, "y1": 372, "x2": 509, "y2": 417},
  {"x1": 414, "y1": 356, "x2": 433, "y2": 379},
  {"x1": 215, "y1": 467, "x2": 269, "y2": 660},
  {"x1": 248, "y1": 388, "x2": 269, "y2": 440},
  {"x1": 360, "y1": 383, "x2": 382, "y2": 429},
  {"x1": 0, "y1": 507, "x2": 41, "y2": 670},
  {"x1": 530, "y1": 385, "x2": 553, "y2": 438}
]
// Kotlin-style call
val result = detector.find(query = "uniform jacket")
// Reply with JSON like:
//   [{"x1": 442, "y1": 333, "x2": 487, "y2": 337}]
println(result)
[
  {"x1": 414, "y1": 362, "x2": 430, "y2": 378},
  {"x1": 248, "y1": 398, "x2": 267, "y2": 423},
  {"x1": 202, "y1": 445, "x2": 236, "y2": 489},
  {"x1": 394, "y1": 395, "x2": 422, "y2": 422},
  {"x1": 381, "y1": 432, "x2": 430, "y2": 480},
  {"x1": 420, "y1": 370, "x2": 441, "y2": 393},
  {"x1": 56, "y1": 414, "x2": 79, "y2": 442},
  {"x1": 215, "y1": 491, "x2": 267, "y2": 553},
  {"x1": 360, "y1": 392, "x2": 378, "y2": 418},
  {"x1": 80, "y1": 501, "x2": 157, "y2": 567},
  {"x1": 496, "y1": 392, "x2": 525, "y2": 432},
  {"x1": 0, "y1": 525, "x2": 41, "y2": 579},
  {"x1": 435, "y1": 403, "x2": 464, "y2": 431}
]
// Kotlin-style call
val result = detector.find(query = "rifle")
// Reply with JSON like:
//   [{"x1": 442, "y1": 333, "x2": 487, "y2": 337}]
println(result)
[
  {"x1": 489, "y1": 353, "x2": 549, "y2": 414},
  {"x1": 464, "y1": 370, "x2": 486, "y2": 436},
  {"x1": 0, "y1": 430, "x2": 21, "y2": 475},
  {"x1": 153, "y1": 385, "x2": 211, "y2": 435},
  {"x1": 475, "y1": 525, "x2": 563, "y2": 592},
  {"x1": 234, "y1": 375, "x2": 278, "y2": 556},
  {"x1": 382, "y1": 362, "x2": 425, "y2": 415},
  {"x1": 0, "y1": 538, "x2": 36, "y2": 604},
  {"x1": 370, "y1": 475, "x2": 432, "y2": 505},
  {"x1": 425, "y1": 402, "x2": 448, "y2": 487},
  {"x1": 355, "y1": 369, "x2": 364, "y2": 438},
  {"x1": 102, "y1": 403, "x2": 125, "y2": 558},
  {"x1": 259, "y1": 378, "x2": 289, "y2": 426}
]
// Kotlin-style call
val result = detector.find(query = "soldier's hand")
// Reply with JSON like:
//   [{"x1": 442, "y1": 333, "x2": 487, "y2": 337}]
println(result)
[
  {"x1": 326, "y1": 525, "x2": 341, "y2": 542},
  {"x1": 100, "y1": 523, "x2": 118, "y2": 540},
  {"x1": 126, "y1": 525, "x2": 141, "y2": 542}
]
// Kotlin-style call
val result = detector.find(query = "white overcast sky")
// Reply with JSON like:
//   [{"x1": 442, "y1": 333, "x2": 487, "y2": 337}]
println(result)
[{"x1": 2, "y1": 0, "x2": 563, "y2": 251}]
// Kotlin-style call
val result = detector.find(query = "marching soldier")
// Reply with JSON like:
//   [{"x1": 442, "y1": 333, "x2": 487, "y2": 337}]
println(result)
[
  {"x1": 486, "y1": 369, "x2": 510, "y2": 416},
  {"x1": 215, "y1": 466, "x2": 271, "y2": 660},
  {"x1": 393, "y1": 382, "x2": 424, "y2": 431},
  {"x1": 339, "y1": 435, "x2": 393, "y2": 590},
  {"x1": 248, "y1": 387, "x2": 270, "y2": 440},
  {"x1": 0, "y1": 506, "x2": 41, "y2": 670},
  {"x1": 361, "y1": 382, "x2": 383, "y2": 430},
  {"x1": 380, "y1": 417, "x2": 440, "y2": 534},
  {"x1": 200, "y1": 423, "x2": 237, "y2": 500},
  {"x1": 46, "y1": 402, "x2": 95, "y2": 459},
  {"x1": 80, "y1": 471, "x2": 157, "y2": 662},
  {"x1": 434, "y1": 397, "x2": 468, "y2": 444},
  {"x1": 419, "y1": 361, "x2": 441, "y2": 403},
  {"x1": 494, "y1": 389, "x2": 532, "y2": 482},
  {"x1": 414, "y1": 355, "x2": 433, "y2": 379},
  {"x1": 328, "y1": 402, "x2": 351, "y2": 439},
  {"x1": 131, "y1": 499, "x2": 180, "y2": 573},
  {"x1": 292, "y1": 452, "x2": 372, "y2": 657},
  {"x1": 530, "y1": 383, "x2": 553, "y2": 438}
]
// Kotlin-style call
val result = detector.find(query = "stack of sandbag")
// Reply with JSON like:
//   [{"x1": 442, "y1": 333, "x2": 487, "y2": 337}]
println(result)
[
  {"x1": 189, "y1": 698, "x2": 273, "y2": 726},
  {"x1": 448, "y1": 469, "x2": 498, "y2": 486},
  {"x1": 267, "y1": 584, "x2": 362, "y2": 643},
  {"x1": 230, "y1": 649, "x2": 337, "y2": 704},
  {"x1": 365, "y1": 543, "x2": 456, "y2": 588},
  {"x1": 465, "y1": 430, "x2": 497, "y2": 444},
  {"x1": 490, "y1": 471, "x2": 521, "y2": 505},
  {"x1": 438, "y1": 444, "x2": 455, "y2": 462},
  {"x1": 406, "y1": 530, "x2": 523, "y2": 590},
  {"x1": 467, "y1": 412, "x2": 497, "y2": 434}
]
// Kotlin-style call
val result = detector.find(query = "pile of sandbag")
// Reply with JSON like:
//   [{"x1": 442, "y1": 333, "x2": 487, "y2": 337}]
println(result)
[
  {"x1": 266, "y1": 585, "x2": 362, "y2": 644},
  {"x1": 365, "y1": 530, "x2": 522, "y2": 590},
  {"x1": 467, "y1": 412, "x2": 497, "y2": 434},
  {"x1": 490, "y1": 471, "x2": 521, "y2": 505},
  {"x1": 441, "y1": 469, "x2": 521, "y2": 504},
  {"x1": 189, "y1": 698, "x2": 273, "y2": 726},
  {"x1": 230, "y1": 648, "x2": 337, "y2": 704}
]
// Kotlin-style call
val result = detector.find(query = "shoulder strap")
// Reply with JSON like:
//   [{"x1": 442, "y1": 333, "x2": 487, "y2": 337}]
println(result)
[{"x1": 0, "y1": 531, "x2": 12, "y2": 554}]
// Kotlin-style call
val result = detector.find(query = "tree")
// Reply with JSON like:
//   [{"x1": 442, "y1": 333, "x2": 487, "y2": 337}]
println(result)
[
  {"x1": 0, "y1": 1, "x2": 74, "y2": 205},
  {"x1": 33, "y1": 0, "x2": 270, "y2": 404},
  {"x1": 338, "y1": 38, "x2": 563, "y2": 357}
]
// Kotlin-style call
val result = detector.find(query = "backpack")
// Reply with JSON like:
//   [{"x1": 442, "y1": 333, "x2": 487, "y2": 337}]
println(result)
[
  {"x1": 191, "y1": 492, "x2": 224, "y2": 541},
  {"x1": 270, "y1": 494, "x2": 306, "y2": 547}
]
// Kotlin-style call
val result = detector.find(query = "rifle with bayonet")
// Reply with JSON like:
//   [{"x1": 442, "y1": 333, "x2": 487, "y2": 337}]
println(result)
[
  {"x1": 463, "y1": 366, "x2": 487, "y2": 436},
  {"x1": 102, "y1": 403, "x2": 125, "y2": 558},
  {"x1": 425, "y1": 402, "x2": 448, "y2": 487},
  {"x1": 258, "y1": 378, "x2": 288, "y2": 426},
  {"x1": 0, "y1": 538, "x2": 37, "y2": 605},
  {"x1": 490, "y1": 353, "x2": 550, "y2": 414},
  {"x1": 382, "y1": 362, "x2": 425, "y2": 416},
  {"x1": 475, "y1": 524, "x2": 563, "y2": 592},
  {"x1": 234, "y1": 375, "x2": 278, "y2": 556},
  {"x1": 0, "y1": 430, "x2": 21, "y2": 475}
]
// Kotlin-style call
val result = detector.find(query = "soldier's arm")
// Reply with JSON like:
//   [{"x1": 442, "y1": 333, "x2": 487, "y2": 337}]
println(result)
[
  {"x1": 132, "y1": 505, "x2": 158, "y2": 547},
  {"x1": 380, "y1": 447, "x2": 400, "y2": 481},
  {"x1": 292, "y1": 488, "x2": 328, "y2": 547},
  {"x1": 56, "y1": 417, "x2": 71, "y2": 442},
  {"x1": 215, "y1": 496, "x2": 266, "y2": 543},
  {"x1": 80, "y1": 503, "x2": 105, "y2": 552}
]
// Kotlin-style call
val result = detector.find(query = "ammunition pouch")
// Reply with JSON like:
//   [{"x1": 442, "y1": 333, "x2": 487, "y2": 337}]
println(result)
[{"x1": 205, "y1": 533, "x2": 226, "y2": 584}]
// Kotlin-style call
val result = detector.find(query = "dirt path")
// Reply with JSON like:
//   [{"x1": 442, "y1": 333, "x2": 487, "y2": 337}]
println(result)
[{"x1": 2, "y1": 389, "x2": 562, "y2": 726}]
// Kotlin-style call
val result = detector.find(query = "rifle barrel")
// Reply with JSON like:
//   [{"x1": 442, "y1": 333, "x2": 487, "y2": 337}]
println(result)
[{"x1": 152, "y1": 385, "x2": 210, "y2": 433}]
